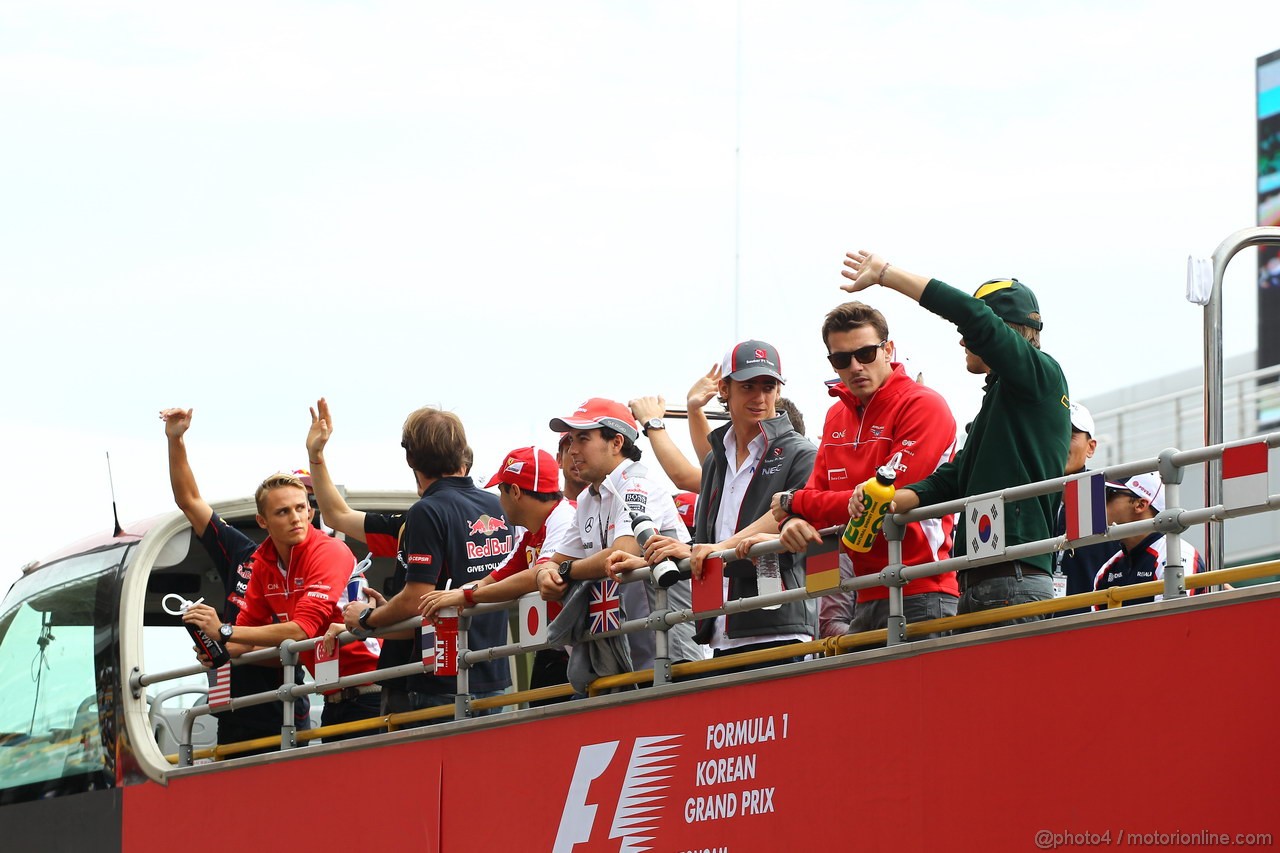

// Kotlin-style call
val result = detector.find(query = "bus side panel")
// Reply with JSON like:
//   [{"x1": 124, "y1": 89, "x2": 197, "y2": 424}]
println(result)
[
  {"x1": 0, "y1": 788, "x2": 122, "y2": 851},
  {"x1": 123, "y1": 748, "x2": 443, "y2": 851},
  {"x1": 124, "y1": 597, "x2": 1280, "y2": 850}
]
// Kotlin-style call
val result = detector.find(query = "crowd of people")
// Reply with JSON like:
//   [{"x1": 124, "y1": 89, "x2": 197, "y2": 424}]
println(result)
[{"x1": 159, "y1": 250, "x2": 1203, "y2": 746}]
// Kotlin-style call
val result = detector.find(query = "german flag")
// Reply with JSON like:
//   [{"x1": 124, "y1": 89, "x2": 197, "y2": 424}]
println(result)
[{"x1": 805, "y1": 534, "x2": 841, "y2": 594}]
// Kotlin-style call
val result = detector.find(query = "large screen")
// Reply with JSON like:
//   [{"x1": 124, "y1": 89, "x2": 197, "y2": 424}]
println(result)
[{"x1": 1257, "y1": 49, "x2": 1280, "y2": 373}]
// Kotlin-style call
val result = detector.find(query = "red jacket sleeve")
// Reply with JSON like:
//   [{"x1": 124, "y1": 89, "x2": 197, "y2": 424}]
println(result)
[{"x1": 290, "y1": 538, "x2": 354, "y2": 639}]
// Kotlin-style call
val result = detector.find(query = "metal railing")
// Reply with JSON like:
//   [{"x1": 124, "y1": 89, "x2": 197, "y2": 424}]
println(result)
[{"x1": 134, "y1": 431, "x2": 1280, "y2": 767}]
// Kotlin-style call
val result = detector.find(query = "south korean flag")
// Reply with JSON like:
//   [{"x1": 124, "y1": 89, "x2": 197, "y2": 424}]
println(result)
[{"x1": 966, "y1": 496, "x2": 1006, "y2": 561}]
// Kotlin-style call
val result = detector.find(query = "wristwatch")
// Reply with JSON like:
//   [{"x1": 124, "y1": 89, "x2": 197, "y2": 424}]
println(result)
[
  {"x1": 558, "y1": 559, "x2": 575, "y2": 582},
  {"x1": 778, "y1": 489, "x2": 796, "y2": 514},
  {"x1": 642, "y1": 417, "x2": 665, "y2": 436},
  {"x1": 357, "y1": 606, "x2": 376, "y2": 632},
  {"x1": 218, "y1": 623, "x2": 234, "y2": 643}
]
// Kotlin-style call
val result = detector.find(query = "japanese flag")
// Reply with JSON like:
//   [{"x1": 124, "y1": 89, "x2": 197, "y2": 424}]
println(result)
[
  {"x1": 519, "y1": 593, "x2": 548, "y2": 645},
  {"x1": 313, "y1": 638, "x2": 340, "y2": 688},
  {"x1": 966, "y1": 496, "x2": 1006, "y2": 561}
]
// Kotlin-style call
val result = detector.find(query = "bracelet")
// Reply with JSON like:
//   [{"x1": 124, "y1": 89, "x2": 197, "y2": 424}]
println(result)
[
  {"x1": 309, "y1": 459, "x2": 323, "y2": 465},
  {"x1": 779, "y1": 514, "x2": 804, "y2": 532},
  {"x1": 462, "y1": 586, "x2": 476, "y2": 607},
  {"x1": 878, "y1": 262, "x2": 891, "y2": 286}
]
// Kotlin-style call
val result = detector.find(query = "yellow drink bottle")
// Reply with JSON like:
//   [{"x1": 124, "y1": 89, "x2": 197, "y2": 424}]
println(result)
[{"x1": 841, "y1": 464, "x2": 897, "y2": 553}]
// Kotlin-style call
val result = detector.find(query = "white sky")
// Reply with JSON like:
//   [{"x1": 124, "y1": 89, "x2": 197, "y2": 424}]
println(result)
[{"x1": 2, "y1": 1, "x2": 1278, "y2": 595}]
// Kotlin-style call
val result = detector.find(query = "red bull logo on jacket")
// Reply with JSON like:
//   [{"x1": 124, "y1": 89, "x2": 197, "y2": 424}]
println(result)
[{"x1": 468, "y1": 514, "x2": 508, "y2": 536}]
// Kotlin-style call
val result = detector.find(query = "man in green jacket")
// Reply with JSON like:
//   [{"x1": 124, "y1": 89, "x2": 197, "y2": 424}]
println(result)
[{"x1": 840, "y1": 250, "x2": 1070, "y2": 628}]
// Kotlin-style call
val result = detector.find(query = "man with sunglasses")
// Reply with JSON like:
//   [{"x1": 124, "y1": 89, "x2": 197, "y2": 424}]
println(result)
[
  {"x1": 700, "y1": 306, "x2": 959, "y2": 640},
  {"x1": 770, "y1": 303, "x2": 959, "y2": 637},
  {"x1": 840, "y1": 252, "x2": 1070, "y2": 628}
]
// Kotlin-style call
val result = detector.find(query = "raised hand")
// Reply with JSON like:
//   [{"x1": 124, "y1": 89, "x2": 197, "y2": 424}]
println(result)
[
  {"x1": 687, "y1": 364, "x2": 722, "y2": 409},
  {"x1": 307, "y1": 397, "x2": 333, "y2": 459},
  {"x1": 159, "y1": 407, "x2": 194, "y2": 439},
  {"x1": 840, "y1": 250, "x2": 887, "y2": 293}
]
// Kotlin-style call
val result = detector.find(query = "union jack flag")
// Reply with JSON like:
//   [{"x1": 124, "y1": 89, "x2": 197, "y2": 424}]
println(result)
[{"x1": 588, "y1": 579, "x2": 622, "y2": 634}]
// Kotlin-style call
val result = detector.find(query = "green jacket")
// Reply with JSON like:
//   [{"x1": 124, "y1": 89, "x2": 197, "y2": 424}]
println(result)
[{"x1": 907, "y1": 279, "x2": 1070, "y2": 572}]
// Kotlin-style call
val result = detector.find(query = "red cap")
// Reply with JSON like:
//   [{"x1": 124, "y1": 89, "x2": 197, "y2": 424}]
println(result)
[
  {"x1": 485, "y1": 446, "x2": 560, "y2": 493},
  {"x1": 548, "y1": 398, "x2": 640, "y2": 442},
  {"x1": 673, "y1": 491, "x2": 697, "y2": 530}
]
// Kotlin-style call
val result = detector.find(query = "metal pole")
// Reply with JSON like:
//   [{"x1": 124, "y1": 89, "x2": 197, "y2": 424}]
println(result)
[
  {"x1": 1205, "y1": 227, "x2": 1280, "y2": 572},
  {"x1": 279, "y1": 649, "x2": 298, "y2": 751},
  {"x1": 454, "y1": 614, "x2": 472, "y2": 720},
  {"x1": 883, "y1": 515, "x2": 906, "y2": 646},
  {"x1": 651, "y1": 586, "x2": 671, "y2": 686}
]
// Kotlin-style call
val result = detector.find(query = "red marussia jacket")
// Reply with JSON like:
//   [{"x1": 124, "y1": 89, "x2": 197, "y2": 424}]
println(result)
[{"x1": 790, "y1": 364, "x2": 959, "y2": 601}]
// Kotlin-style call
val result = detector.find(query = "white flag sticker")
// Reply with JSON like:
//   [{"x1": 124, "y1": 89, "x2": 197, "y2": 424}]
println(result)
[{"x1": 519, "y1": 592, "x2": 548, "y2": 646}]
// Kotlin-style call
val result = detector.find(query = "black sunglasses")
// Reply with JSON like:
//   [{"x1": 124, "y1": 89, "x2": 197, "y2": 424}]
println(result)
[{"x1": 827, "y1": 341, "x2": 888, "y2": 369}]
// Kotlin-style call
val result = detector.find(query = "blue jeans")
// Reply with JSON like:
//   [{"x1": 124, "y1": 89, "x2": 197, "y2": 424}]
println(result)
[
  {"x1": 956, "y1": 562, "x2": 1053, "y2": 632},
  {"x1": 850, "y1": 591, "x2": 959, "y2": 640}
]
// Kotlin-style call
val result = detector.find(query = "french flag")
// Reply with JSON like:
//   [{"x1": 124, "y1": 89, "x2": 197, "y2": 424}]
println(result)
[
  {"x1": 1222, "y1": 441, "x2": 1269, "y2": 510},
  {"x1": 1064, "y1": 473, "x2": 1107, "y2": 540}
]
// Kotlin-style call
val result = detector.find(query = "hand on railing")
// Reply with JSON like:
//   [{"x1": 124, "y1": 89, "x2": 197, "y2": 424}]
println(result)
[
  {"x1": 420, "y1": 587, "x2": 465, "y2": 620},
  {"x1": 605, "y1": 551, "x2": 647, "y2": 581}
]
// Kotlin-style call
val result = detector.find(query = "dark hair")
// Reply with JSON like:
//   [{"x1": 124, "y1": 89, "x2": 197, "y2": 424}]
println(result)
[
  {"x1": 776, "y1": 396, "x2": 806, "y2": 436},
  {"x1": 498, "y1": 482, "x2": 564, "y2": 503},
  {"x1": 598, "y1": 426, "x2": 642, "y2": 462},
  {"x1": 401, "y1": 407, "x2": 468, "y2": 479},
  {"x1": 822, "y1": 301, "x2": 889, "y2": 348}
]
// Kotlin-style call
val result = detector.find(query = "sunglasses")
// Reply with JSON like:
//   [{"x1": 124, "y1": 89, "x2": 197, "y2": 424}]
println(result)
[{"x1": 827, "y1": 341, "x2": 888, "y2": 369}]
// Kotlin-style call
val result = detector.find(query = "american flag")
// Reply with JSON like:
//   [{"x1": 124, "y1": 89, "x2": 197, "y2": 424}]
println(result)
[
  {"x1": 208, "y1": 664, "x2": 232, "y2": 708},
  {"x1": 588, "y1": 579, "x2": 622, "y2": 634},
  {"x1": 419, "y1": 617, "x2": 437, "y2": 672}
]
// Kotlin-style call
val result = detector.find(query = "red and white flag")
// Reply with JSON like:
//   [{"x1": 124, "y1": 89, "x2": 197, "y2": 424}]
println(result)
[
  {"x1": 313, "y1": 638, "x2": 340, "y2": 688},
  {"x1": 1223, "y1": 442, "x2": 1269, "y2": 510},
  {"x1": 519, "y1": 593, "x2": 548, "y2": 645},
  {"x1": 1064, "y1": 473, "x2": 1107, "y2": 540},
  {"x1": 208, "y1": 663, "x2": 232, "y2": 708}
]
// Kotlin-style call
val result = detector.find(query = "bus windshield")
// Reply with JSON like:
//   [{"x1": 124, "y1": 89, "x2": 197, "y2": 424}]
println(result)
[{"x1": 0, "y1": 546, "x2": 125, "y2": 802}]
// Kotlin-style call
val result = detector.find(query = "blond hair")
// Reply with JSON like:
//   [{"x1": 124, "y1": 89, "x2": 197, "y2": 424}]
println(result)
[{"x1": 255, "y1": 472, "x2": 308, "y2": 514}]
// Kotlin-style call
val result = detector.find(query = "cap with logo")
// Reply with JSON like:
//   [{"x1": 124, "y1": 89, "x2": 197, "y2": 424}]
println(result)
[
  {"x1": 673, "y1": 491, "x2": 697, "y2": 531},
  {"x1": 1105, "y1": 473, "x2": 1165, "y2": 513},
  {"x1": 485, "y1": 446, "x2": 560, "y2": 493},
  {"x1": 720, "y1": 340, "x2": 785, "y2": 383},
  {"x1": 1069, "y1": 402, "x2": 1094, "y2": 436},
  {"x1": 973, "y1": 278, "x2": 1043, "y2": 330},
  {"x1": 548, "y1": 398, "x2": 640, "y2": 443}
]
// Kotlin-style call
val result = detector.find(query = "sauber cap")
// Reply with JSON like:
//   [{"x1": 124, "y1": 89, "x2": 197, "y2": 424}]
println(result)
[
  {"x1": 1069, "y1": 402, "x2": 1095, "y2": 436},
  {"x1": 1106, "y1": 473, "x2": 1165, "y2": 513},
  {"x1": 973, "y1": 278, "x2": 1043, "y2": 330},
  {"x1": 549, "y1": 398, "x2": 640, "y2": 442},
  {"x1": 485, "y1": 446, "x2": 560, "y2": 492},
  {"x1": 721, "y1": 339, "x2": 785, "y2": 383}
]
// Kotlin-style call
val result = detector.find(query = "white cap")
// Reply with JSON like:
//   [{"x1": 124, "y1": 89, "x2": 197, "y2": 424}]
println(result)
[
  {"x1": 1069, "y1": 402, "x2": 1094, "y2": 436},
  {"x1": 1106, "y1": 473, "x2": 1164, "y2": 513}
]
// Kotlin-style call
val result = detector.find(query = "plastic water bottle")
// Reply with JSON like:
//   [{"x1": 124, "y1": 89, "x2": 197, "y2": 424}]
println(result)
[
  {"x1": 841, "y1": 465, "x2": 897, "y2": 553},
  {"x1": 754, "y1": 551, "x2": 783, "y2": 611}
]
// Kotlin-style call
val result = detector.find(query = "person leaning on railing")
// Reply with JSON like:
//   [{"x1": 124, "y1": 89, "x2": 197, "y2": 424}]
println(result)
[
  {"x1": 841, "y1": 251, "x2": 1070, "y2": 631},
  {"x1": 610, "y1": 340, "x2": 818, "y2": 672}
]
